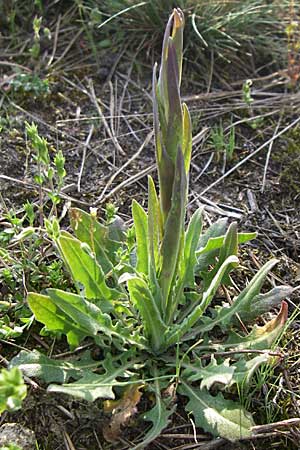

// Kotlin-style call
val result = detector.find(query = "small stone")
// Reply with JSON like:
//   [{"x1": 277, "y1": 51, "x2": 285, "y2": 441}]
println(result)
[{"x1": 0, "y1": 423, "x2": 36, "y2": 450}]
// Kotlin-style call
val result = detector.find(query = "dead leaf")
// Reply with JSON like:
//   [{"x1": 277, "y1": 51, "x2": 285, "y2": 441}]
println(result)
[{"x1": 103, "y1": 384, "x2": 144, "y2": 442}]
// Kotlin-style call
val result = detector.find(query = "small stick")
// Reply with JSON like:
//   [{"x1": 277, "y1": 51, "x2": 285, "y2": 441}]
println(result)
[
  {"x1": 261, "y1": 112, "x2": 283, "y2": 192},
  {"x1": 88, "y1": 79, "x2": 126, "y2": 156},
  {"x1": 47, "y1": 13, "x2": 61, "y2": 67},
  {"x1": 77, "y1": 124, "x2": 94, "y2": 193},
  {"x1": 95, "y1": 164, "x2": 155, "y2": 205},
  {"x1": 252, "y1": 418, "x2": 300, "y2": 434}
]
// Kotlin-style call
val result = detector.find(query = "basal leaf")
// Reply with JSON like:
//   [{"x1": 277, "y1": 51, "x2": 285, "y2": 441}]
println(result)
[
  {"x1": 179, "y1": 381, "x2": 254, "y2": 440},
  {"x1": 199, "y1": 258, "x2": 280, "y2": 333},
  {"x1": 132, "y1": 377, "x2": 175, "y2": 450},
  {"x1": 56, "y1": 235, "x2": 120, "y2": 301},
  {"x1": 48, "y1": 352, "x2": 140, "y2": 402},
  {"x1": 28, "y1": 292, "x2": 88, "y2": 347},
  {"x1": 166, "y1": 255, "x2": 239, "y2": 346},
  {"x1": 132, "y1": 200, "x2": 148, "y2": 275},
  {"x1": 230, "y1": 354, "x2": 272, "y2": 388},
  {"x1": 103, "y1": 384, "x2": 144, "y2": 442},
  {"x1": 225, "y1": 301, "x2": 288, "y2": 350},
  {"x1": 9, "y1": 350, "x2": 100, "y2": 383},
  {"x1": 127, "y1": 277, "x2": 167, "y2": 352},
  {"x1": 69, "y1": 208, "x2": 122, "y2": 273},
  {"x1": 182, "y1": 356, "x2": 235, "y2": 390},
  {"x1": 238, "y1": 285, "x2": 294, "y2": 323}
]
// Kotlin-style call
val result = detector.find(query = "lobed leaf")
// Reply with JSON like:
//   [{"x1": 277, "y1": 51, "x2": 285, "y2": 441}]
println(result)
[
  {"x1": 9, "y1": 350, "x2": 100, "y2": 383},
  {"x1": 225, "y1": 301, "x2": 288, "y2": 350},
  {"x1": 182, "y1": 356, "x2": 235, "y2": 390},
  {"x1": 48, "y1": 351, "x2": 140, "y2": 402},
  {"x1": 132, "y1": 377, "x2": 175, "y2": 450},
  {"x1": 179, "y1": 381, "x2": 254, "y2": 440},
  {"x1": 127, "y1": 276, "x2": 167, "y2": 353}
]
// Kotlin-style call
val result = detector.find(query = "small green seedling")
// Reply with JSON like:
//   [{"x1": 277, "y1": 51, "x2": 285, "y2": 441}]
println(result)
[{"x1": 0, "y1": 367, "x2": 27, "y2": 414}]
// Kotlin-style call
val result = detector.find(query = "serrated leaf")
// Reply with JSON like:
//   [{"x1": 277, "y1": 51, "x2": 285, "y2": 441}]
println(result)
[
  {"x1": 199, "y1": 259, "x2": 280, "y2": 334},
  {"x1": 132, "y1": 200, "x2": 148, "y2": 275},
  {"x1": 9, "y1": 350, "x2": 99, "y2": 383},
  {"x1": 182, "y1": 356, "x2": 235, "y2": 390},
  {"x1": 230, "y1": 354, "x2": 272, "y2": 388},
  {"x1": 127, "y1": 276, "x2": 166, "y2": 352},
  {"x1": 179, "y1": 381, "x2": 254, "y2": 440},
  {"x1": 132, "y1": 377, "x2": 175, "y2": 450},
  {"x1": 238, "y1": 285, "x2": 293, "y2": 323},
  {"x1": 48, "y1": 352, "x2": 139, "y2": 402},
  {"x1": 225, "y1": 301, "x2": 288, "y2": 350}
]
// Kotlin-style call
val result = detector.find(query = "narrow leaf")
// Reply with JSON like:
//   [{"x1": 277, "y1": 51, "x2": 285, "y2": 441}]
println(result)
[
  {"x1": 160, "y1": 147, "x2": 186, "y2": 310},
  {"x1": 182, "y1": 208, "x2": 202, "y2": 286},
  {"x1": 182, "y1": 103, "x2": 192, "y2": 174},
  {"x1": 199, "y1": 259, "x2": 280, "y2": 333},
  {"x1": 238, "y1": 285, "x2": 294, "y2": 322},
  {"x1": 127, "y1": 277, "x2": 167, "y2": 352},
  {"x1": 132, "y1": 200, "x2": 148, "y2": 275},
  {"x1": 148, "y1": 176, "x2": 162, "y2": 274},
  {"x1": 225, "y1": 301, "x2": 288, "y2": 350},
  {"x1": 166, "y1": 255, "x2": 238, "y2": 346}
]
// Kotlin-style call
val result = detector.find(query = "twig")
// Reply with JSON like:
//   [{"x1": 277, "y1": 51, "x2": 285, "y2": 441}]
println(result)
[
  {"x1": 252, "y1": 418, "x2": 300, "y2": 434},
  {"x1": 77, "y1": 124, "x2": 94, "y2": 193},
  {"x1": 47, "y1": 13, "x2": 61, "y2": 67},
  {"x1": 88, "y1": 79, "x2": 126, "y2": 156},
  {"x1": 95, "y1": 164, "x2": 155, "y2": 205},
  {"x1": 261, "y1": 112, "x2": 283, "y2": 192},
  {"x1": 0, "y1": 174, "x2": 91, "y2": 207}
]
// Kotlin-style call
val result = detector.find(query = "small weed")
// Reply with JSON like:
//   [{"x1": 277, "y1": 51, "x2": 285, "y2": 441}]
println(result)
[{"x1": 9, "y1": 73, "x2": 50, "y2": 98}]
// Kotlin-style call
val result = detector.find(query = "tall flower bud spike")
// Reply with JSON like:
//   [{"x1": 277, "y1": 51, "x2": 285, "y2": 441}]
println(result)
[{"x1": 151, "y1": 9, "x2": 192, "y2": 310}]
